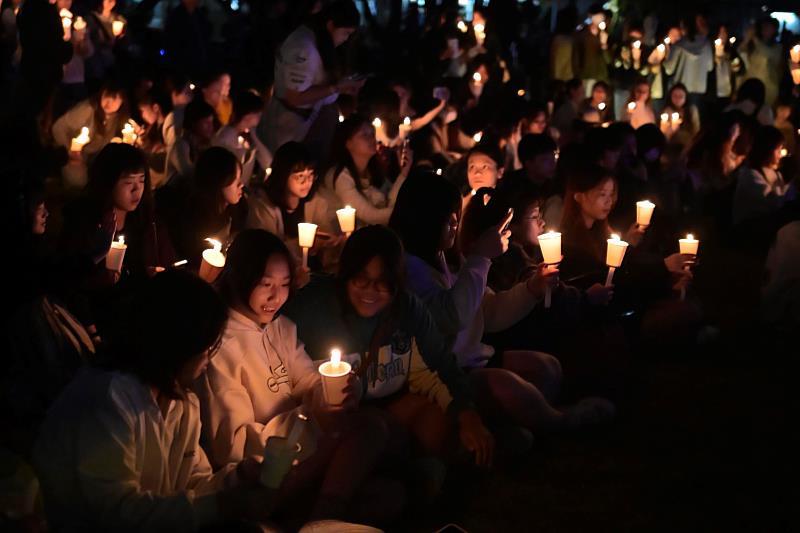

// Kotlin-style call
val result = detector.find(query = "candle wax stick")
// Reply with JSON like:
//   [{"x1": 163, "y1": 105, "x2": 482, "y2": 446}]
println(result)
[{"x1": 302, "y1": 247, "x2": 309, "y2": 269}]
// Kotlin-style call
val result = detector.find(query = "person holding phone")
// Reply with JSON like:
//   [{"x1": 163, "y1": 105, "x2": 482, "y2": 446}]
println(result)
[
  {"x1": 391, "y1": 172, "x2": 614, "y2": 434},
  {"x1": 261, "y1": 0, "x2": 364, "y2": 154}
]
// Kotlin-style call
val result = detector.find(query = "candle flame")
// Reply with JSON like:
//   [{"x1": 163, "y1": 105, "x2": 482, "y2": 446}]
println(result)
[
  {"x1": 472, "y1": 72, "x2": 482, "y2": 83},
  {"x1": 794, "y1": 45, "x2": 800, "y2": 52},
  {"x1": 173, "y1": 259, "x2": 188, "y2": 267},
  {"x1": 73, "y1": 16, "x2": 86, "y2": 30},
  {"x1": 473, "y1": 131, "x2": 483, "y2": 143},
  {"x1": 780, "y1": 148, "x2": 788, "y2": 157},
  {"x1": 611, "y1": 234, "x2": 620, "y2": 241},
  {"x1": 671, "y1": 112, "x2": 680, "y2": 121},
  {"x1": 517, "y1": 89, "x2": 526, "y2": 97},
  {"x1": 331, "y1": 348, "x2": 341, "y2": 366},
  {"x1": 714, "y1": 38, "x2": 722, "y2": 46},
  {"x1": 598, "y1": 102, "x2": 606, "y2": 110},
  {"x1": 403, "y1": 117, "x2": 411, "y2": 127},
  {"x1": 338, "y1": 114, "x2": 344, "y2": 123},
  {"x1": 633, "y1": 40, "x2": 641, "y2": 49},
  {"x1": 627, "y1": 102, "x2": 636, "y2": 111},
  {"x1": 457, "y1": 20, "x2": 468, "y2": 32},
  {"x1": 205, "y1": 238, "x2": 222, "y2": 253},
  {"x1": 661, "y1": 113, "x2": 669, "y2": 122},
  {"x1": 118, "y1": 235, "x2": 125, "y2": 245},
  {"x1": 189, "y1": 83, "x2": 196, "y2": 91},
  {"x1": 729, "y1": 37, "x2": 736, "y2": 44},
  {"x1": 687, "y1": 234, "x2": 694, "y2": 240},
  {"x1": 470, "y1": 189, "x2": 476, "y2": 196},
  {"x1": 60, "y1": 8, "x2": 72, "y2": 18},
  {"x1": 599, "y1": 21, "x2": 606, "y2": 31},
  {"x1": 372, "y1": 117, "x2": 381, "y2": 129},
  {"x1": 436, "y1": 168, "x2": 443, "y2": 176},
  {"x1": 664, "y1": 37, "x2": 671, "y2": 45},
  {"x1": 474, "y1": 22, "x2": 485, "y2": 33}
]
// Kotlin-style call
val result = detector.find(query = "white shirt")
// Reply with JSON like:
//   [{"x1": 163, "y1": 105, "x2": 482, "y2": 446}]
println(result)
[
  {"x1": 34, "y1": 368, "x2": 237, "y2": 532},
  {"x1": 274, "y1": 26, "x2": 337, "y2": 109}
]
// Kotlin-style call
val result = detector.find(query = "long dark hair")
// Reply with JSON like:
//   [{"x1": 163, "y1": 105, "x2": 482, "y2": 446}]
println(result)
[
  {"x1": 90, "y1": 81, "x2": 129, "y2": 138},
  {"x1": 308, "y1": 0, "x2": 360, "y2": 78},
  {"x1": 561, "y1": 164, "x2": 617, "y2": 263},
  {"x1": 86, "y1": 143, "x2": 154, "y2": 226},
  {"x1": 104, "y1": 270, "x2": 227, "y2": 399},
  {"x1": 194, "y1": 147, "x2": 242, "y2": 214},
  {"x1": 329, "y1": 113, "x2": 386, "y2": 191},
  {"x1": 389, "y1": 169, "x2": 462, "y2": 270},
  {"x1": 216, "y1": 229, "x2": 296, "y2": 312},
  {"x1": 336, "y1": 225, "x2": 406, "y2": 303},
  {"x1": 263, "y1": 141, "x2": 316, "y2": 211}
]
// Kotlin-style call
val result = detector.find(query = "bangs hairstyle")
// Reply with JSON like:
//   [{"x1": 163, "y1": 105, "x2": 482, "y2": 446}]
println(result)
[
  {"x1": 746, "y1": 125, "x2": 785, "y2": 169},
  {"x1": 467, "y1": 141, "x2": 505, "y2": 169},
  {"x1": 560, "y1": 164, "x2": 617, "y2": 233},
  {"x1": 195, "y1": 147, "x2": 242, "y2": 201},
  {"x1": 87, "y1": 143, "x2": 153, "y2": 219},
  {"x1": 337, "y1": 225, "x2": 406, "y2": 300},
  {"x1": 264, "y1": 141, "x2": 316, "y2": 210},
  {"x1": 329, "y1": 113, "x2": 386, "y2": 191},
  {"x1": 106, "y1": 270, "x2": 227, "y2": 398},
  {"x1": 389, "y1": 169, "x2": 462, "y2": 269},
  {"x1": 216, "y1": 229, "x2": 296, "y2": 309},
  {"x1": 459, "y1": 187, "x2": 511, "y2": 253},
  {"x1": 91, "y1": 80, "x2": 130, "y2": 136}
]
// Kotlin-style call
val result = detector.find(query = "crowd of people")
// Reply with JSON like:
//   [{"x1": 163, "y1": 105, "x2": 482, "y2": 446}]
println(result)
[{"x1": 1, "y1": 0, "x2": 799, "y2": 531}]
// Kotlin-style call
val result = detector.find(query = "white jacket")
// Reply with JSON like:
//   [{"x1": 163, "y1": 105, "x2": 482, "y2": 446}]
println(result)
[
  {"x1": 197, "y1": 311, "x2": 320, "y2": 468},
  {"x1": 213, "y1": 126, "x2": 273, "y2": 182},
  {"x1": 34, "y1": 368, "x2": 237, "y2": 532}
]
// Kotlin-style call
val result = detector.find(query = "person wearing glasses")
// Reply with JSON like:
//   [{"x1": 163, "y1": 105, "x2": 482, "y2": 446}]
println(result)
[
  {"x1": 33, "y1": 270, "x2": 278, "y2": 531},
  {"x1": 247, "y1": 142, "x2": 342, "y2": 273},
  {"x1": 282, "y1": 225, "x2": 495, "y2": 472},
  {"x1": 197, "y1": 230, "x2": 402, "y2": 527}
]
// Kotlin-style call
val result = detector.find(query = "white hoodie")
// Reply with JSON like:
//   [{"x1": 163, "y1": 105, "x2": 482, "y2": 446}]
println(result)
[{"x1": 196, "y1": 310, "x2": 320, "y2": 468}]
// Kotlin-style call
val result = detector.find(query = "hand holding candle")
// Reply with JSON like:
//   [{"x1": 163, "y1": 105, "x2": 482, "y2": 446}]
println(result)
[
  {"x1": 636, "y1": 200, "x2": 656, "y2": 228},
  {"x1": 538, "y1": 231, "x2": 562, "y2": 309},
  {"x1": 605, "y1": 234, "x2": 629, "y2": 287},
  {"x1": 70, "y1": 127, "x2": 90, "y2": 153},
  {"x1": 297, "y1": 222, "x2": 318, "y2": 268},
  {"x1": 61, "y1": 9, "x2": 72, "y2": 41},
  {"x1": 199, "y1": 238, "x2": 225, "y2": 283},
  {"x1": 678, "y1": 234, "x2": 699, "y2": 300},
  {"x1": 106, "y1": 235, "x2": 127, "y2": 272},
  {"x1": 319, "y1": 349, "x2": 352, "y2": 406},
  {"x1": 121, "y1": 122, "x2": 137, "y2": 145},
  {"x1": 336, "y1": 206, "x2": 356, "y2": 237}
]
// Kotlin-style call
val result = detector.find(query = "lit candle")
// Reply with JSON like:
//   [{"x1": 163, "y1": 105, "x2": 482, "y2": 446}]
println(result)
[
  {"x1": 237, "y1": 135, "x2": 245, "y2": 148},
  {"x1": 338, "y1": 114, "x2": 344, "y2": 123},
  {"x1": 636, "y1": 200, "x2": 656, "y2": 228},
  {"x1": 73, "y1": 16, "x2": 86, "y2": 32},
  {"x1": 473, "y1": 22, "x2": 485, "y2": 34},
  {"x1": 678, "y1": 233, "x2": 699, "y2": 300},
  {"x1": 791, "y1": 45, "x2": 800, "y2": 64},
  {"x1": 598, "y1": 102, "x2": 606, "y2": 111},
  {"x1": 199, "y1": 238, "x2": 225, "y2": 283},
  {"x1": 436, "y1": 168, "x2": 443, "y2": 176},
  {"x1": 780, "y1": 148, "x2": 789, "y2": 158},
  {"x1": 671, "y1": 112, "x2": 682, "y2": 128},
  {"x1": 189, "y1": 83, "x2": 196, "y2": 91},
  {"x1": 656, "y1": 43, "x2": 666, "y2": 62},
  {"x1": 633, "y1": 40, "x2": 641, "y2": 49},
  {"x1": 457, "y1": 20, "x2": 468, "y2": 33},
  {"x1": 403, "y1": 116, "x2": 411, "y2": 127},
  {"x1": 106, "y1": 235, "x2": 127, "y2": 272},
  {"x1": 729, "y1": 37, "x2": 736, "y2": 44},
  {"x1": 61, "y1": 9, "x2": 72, "y2": 41},
  {"x1": 517, "y1": 89, "x2": 526, "y2": 97},
  {"x1": 598, "y1": 21, "x2": 606, "y2": 32},
  {"x1": 297, "y1": 222, "x2": 318, "y2": 269},
  {"x1": 371, "y1": 117, "x2": 381, "y2": 129},
  {"x1": 265, "y1": 167, "x2": 272, "y2": 179},
  {"x1": 714, "y1": 38, "x2": 723, "y2": 57},
  {"x1": 112, "y1": 20, "x2": 124, "y2": 37},
  {"x1": 660, "y1": 112, "x2": 671, "y2": 134},
  {"x1": 70, "y1": 126, "x2": 90, "y2": 152},
  {"x1": 605, "y1": 234, "x2": 629, "y2": 287},
  {"x1": 121, "y1": 122, "x2": 137, "y2": 145},
  {"x1": 538, "y1": 231, "x2": 562, "y2": 309},
  {"x1": 627, "y1": 101, "x2": 637, "y2": 113},
  {"x1": 336, "y1": 205, "x2": 356, "y2": 237},
  {"x1": 664, "y1": 37, "x2": 671, "y2": 45},
  {"x1": 598, "y1": 22, "x2": 608, "y2": 46},
  {"x1": 473, "y1": 131, "x2": 483, "y2": 143},
  {"x1": 472, "y1": 72, "x2": 483, "y2": 85},
  {"x1": 318, "y1": 348, "x2": 352, "y2": 406}
]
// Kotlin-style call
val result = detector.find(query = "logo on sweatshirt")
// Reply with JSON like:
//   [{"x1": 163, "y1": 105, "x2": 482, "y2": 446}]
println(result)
[{"x1": 267, "y1": 362, "x2": 290, "y2": 393}]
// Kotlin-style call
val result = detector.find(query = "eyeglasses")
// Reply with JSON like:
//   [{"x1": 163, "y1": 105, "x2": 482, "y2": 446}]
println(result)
[
  {"x1": 350, "y1": 274, "x2": 393, "y2": 293},
  {"x1": 290, "y1": 170, "x2": 316, "y2": 185}
]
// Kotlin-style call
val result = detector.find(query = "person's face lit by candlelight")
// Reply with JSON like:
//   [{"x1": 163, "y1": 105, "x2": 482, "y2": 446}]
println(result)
[
  {"x1": 287, "y1": 168, "x2": 315, "y2": 200},
  {"x1": 327, "y1": 21, "x2": 356, "y2": 47},
  {"x1": 221, "y1": 166, "x2": 244, "y2": 205},
  {"x1": 112, "y1": 171, "x2": 146, "y2": 212},
  {"x1": 346, "y1": 257, "x2": 393, "y2": 318},
  {"x1": 591, "y1": 85, "x2": 607, "y2": 107},
  {"x1": 246, "y1": 255, "x2": 291, "y2": 324},
  {"x1": 513, "y1": 204, "x2": 545, "y2": 247},
  {"x1": 346, "y1": 122, "x2": 377, "y2": 158},
  {"x1": 669, "y1": 86, "x2": 687, "y2": 109},
  {"x1": 467, "y1": 152, "x2": 501, "y2": 190},
  {"x1": 138, "y1": 102, "x2": 162, "y2": 126},
  {"x1": 32, "y1": 202, "x2": 49, "y2": 235},
  {"x1": 100, "y1": 91, "x2": 123, "y2": 116},
  {"x1": 574, "y1": 178, "x2": 617, "y2": 224},
  {"x1": 527, "y1": 111, "x2": 547, "y2": 134}
]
